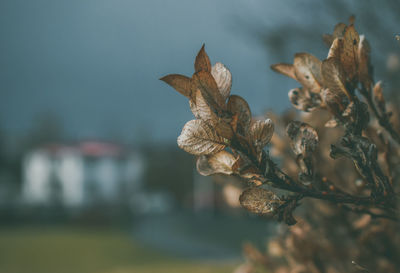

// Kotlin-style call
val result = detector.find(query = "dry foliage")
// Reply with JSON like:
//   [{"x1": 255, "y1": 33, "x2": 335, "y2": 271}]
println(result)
[{"x1": 161, "y1": 18, "x2": 400, "y2": 272}]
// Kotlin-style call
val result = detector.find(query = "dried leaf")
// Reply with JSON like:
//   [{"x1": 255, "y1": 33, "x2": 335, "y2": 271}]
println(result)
[
  {"x1": 239, "y1": 187, "x2": 283, "y2": 215},
  {"x1": 194, "y1": 89, "x2": 218, "y2": 122},
  {"x1": 248, "y1": 119, "x2": 274, "y2": 149},
  {"x1": 194, "y1": 44, "x2": 211, "y2": 73},
  {"x1": 211, "y1": 62, "x2": 232, "y2": 100},
  {"x1": 288, "y1": 87, "x2": 321, "y2": 112},
  {"x1": 270, "y1": 63, "x2": 297, "y2": 80},
  {"x1": 177, "y1": 119, "x2": 226, "y2": 155},
  {"x1": 214, "y1": 119, "x2": 235, "y2": 140},
  {"x1": 358, "y1": 35, "x2": 373, "y2": 89},
  {"x1": 227, "y1": 95, "x2": 252, "y2": 134},
  {"x1": 321, "y1": 88, "x2": 346, "y2": 116},
  {"x1": 191, "y1": 71, "x2": 226, "y2": 112},
  {"x1": 196, "y1": 150, "x2": 237, "y2": 176},
  {"x1": 340, "y1": 25, "x2": 360, "y2": 80},
  {"x1": 286, "y1": 121, "x2": 318, "y2": 157},
  {"x1": 322, "y1": 57, "x2": 351, "y2": 99},
  {"x1": 189, "y1": 99, "x2": 201, "y2": 119},
  {"x1": 327, "y1": 38, "x2": 342, "y2": 59},
  {"x1": 332, "y1": 22, "x2": 347, "y2": 38},
  {"x1": 160, "y1": 74, "x2": 192, "y2": 98},
  {"x1": 293, "y1": 53, "x2": 323, "y2": 93}
]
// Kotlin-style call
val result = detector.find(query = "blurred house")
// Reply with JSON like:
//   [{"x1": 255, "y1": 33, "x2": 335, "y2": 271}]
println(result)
[{"x1": 22, "y1": 141, "x2": 144, "y2": 208}]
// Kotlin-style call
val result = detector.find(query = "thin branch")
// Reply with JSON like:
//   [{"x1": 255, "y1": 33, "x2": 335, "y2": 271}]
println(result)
[{"x1": 361, "y1": 87, "x2": 400, "y2": 145}]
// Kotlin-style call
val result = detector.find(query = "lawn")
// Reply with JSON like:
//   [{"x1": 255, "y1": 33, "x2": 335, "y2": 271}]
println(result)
[{"x1": 0, "y1": 226, "x2": 238, "y2": 273}]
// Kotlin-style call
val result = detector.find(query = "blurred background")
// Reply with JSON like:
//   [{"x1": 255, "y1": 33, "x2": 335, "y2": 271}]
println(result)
[{"x1": 0, "y1": 0, "x2": 399, "y2": 272}]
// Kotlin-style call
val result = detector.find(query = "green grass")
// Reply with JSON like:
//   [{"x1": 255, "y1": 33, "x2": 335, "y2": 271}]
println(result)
[{"x1": 0, "y1": 226, "x2": 237, "y2": 273}]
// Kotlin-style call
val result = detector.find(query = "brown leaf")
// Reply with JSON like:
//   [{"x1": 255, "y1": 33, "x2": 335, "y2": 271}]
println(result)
[
  {"x1": 248, "y1": 119, "x2": 274, "y2": 149},
  {"x1": 239, "y1": 187, "x2": 283, "y2": 215},
  {"x1": 340, "y1": 25, "x2": 360, "y2": 81},
  {"x1": 288, "y1": 87, "x2": 321, "y2": 112},
  {"x1": 160, "y1": 74, "x2": 192, "y2": 98},
  {"x1": 321, "y1": 88, "x2": 346, "y2": 117},
  {"x1": 191, "y1": 71, "x2": 226, "y2": 112},
  {"x1": 293, "y1": 53, "x2": 323, "y2": 93},
  {"x1": 177, "y1": 119, "x2": 226, "y2": 155},
  {"x1": 357, "y1": 35, "x2": 373, "y2": 90},
  {"x1": 211, "y1": 62, "x2": 232, "y2": 100},
  {"x1": 194, "y1": 44, "x2": 211, "y2": 73},
  {"x1": 189, "y1": 99, "x2": 201, "y2": 119},
  {"x1": 227, "y1": 95, "x2": 252, "y2": 135},
  {"x1": 194, "y1": 89, "x2": 218, "y2": 122},
  {"x1": 286, "y1": 121, "x2": 318, "y2": 157},
  {"x1": 332, "y1": 22, "x2": 347, "y2": 38},
  {"x1": 327, "y1": 38, "x2": 342, "y2": 59},
  {"x1": 193, "y1": 88, "x2": 234, "y2": 139},
  {"x1": 270, "y1": 63, "x2": 297, "y2": 80},
  {"x1": 322, "y1": 57, "x2": 351, "y2": 99},
  {"x1": 214, "y1": 119, "x2": 235, "y2": 140},
  {"x1": 196, "y1": 150, "x2": 237, "y2": 176}
]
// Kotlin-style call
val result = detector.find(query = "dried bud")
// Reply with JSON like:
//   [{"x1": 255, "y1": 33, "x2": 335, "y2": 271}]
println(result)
[
  {"x1": 239, "y1": 187, "x2": 283, "y2": 215},
  {"x1": 286, "y1": 121, "x2": 319, "y2": 158},
  {"x1": 288, "y1": 87, "x2": 321, "y2": 112},
  {"x1": 248, "y1": 119, "x2": 274, "y2": 152}
]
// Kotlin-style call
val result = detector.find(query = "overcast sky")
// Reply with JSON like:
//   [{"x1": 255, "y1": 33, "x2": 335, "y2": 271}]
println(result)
[{"x1": 1, "y1": 0, "x2": 392, "y2": 143}]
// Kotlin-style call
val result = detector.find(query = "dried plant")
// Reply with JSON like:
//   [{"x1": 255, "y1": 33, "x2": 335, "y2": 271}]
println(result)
[{"x1": 161, "y1": 17, "x2": 399, "y2": 272}]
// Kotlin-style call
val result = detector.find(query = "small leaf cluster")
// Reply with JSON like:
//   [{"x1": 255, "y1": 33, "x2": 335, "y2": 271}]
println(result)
[{"x1": 161, "y1": 45, "x2": 274, "y2": 188}]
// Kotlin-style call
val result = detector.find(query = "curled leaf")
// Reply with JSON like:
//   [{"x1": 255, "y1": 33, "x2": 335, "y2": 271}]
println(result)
[
  {"x1": 160, "y1": 74, "x2": 192, "y2": 98},
  {"x1": 270, "y1": 63, "x2": 297, "y2": 80},
  {"x1": 288, "y1": 87, "x2": 321, "y2": 112},
  {"x1": 293, "y1": 53, "x2": 323, "y2": 93},
  {"x1": 286, "y1": 121, "x2": 318, "y2": 157},
  {"x1": 211, "y1": 62, "x2": 232, "y2": 100},
  {"x1": 322, "y1": 57, "x2": 351, "y2": 99},
  {"x1": 196, "y1": 150, "x2": 237, "y2": 176},
  {"x1": 249, "y1": 119, "x2": 274, "y2": 150},
  {"x1": 227, "y1": 95, "x2": 252, "y2": 135},
  {"x1": 194, "y1": 44, "x2": 211, "y2": 73},
  {"x1": 177, "y1": 119, "x2": 226, "y2": 155},
  {"x1": 239, "y1": 187, "x2": 283, "y2": 215}
]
